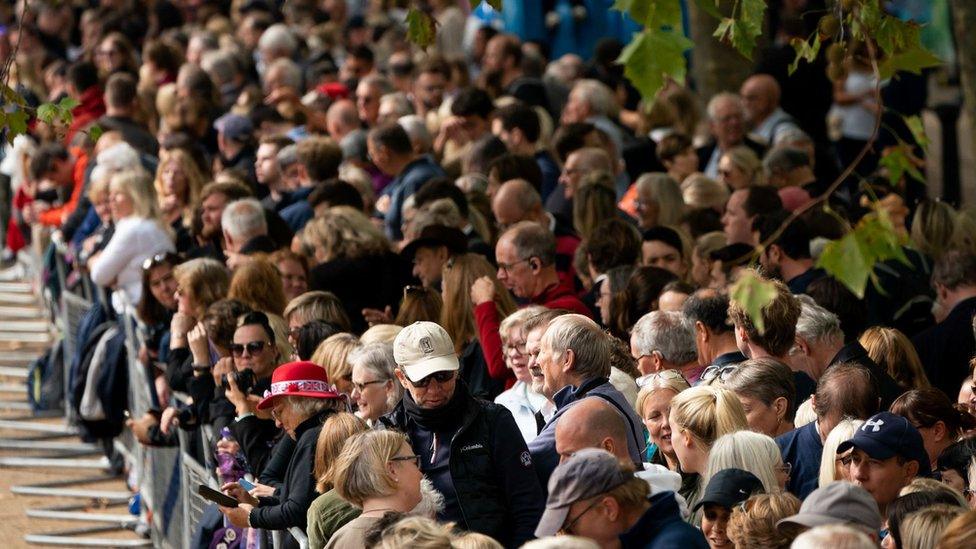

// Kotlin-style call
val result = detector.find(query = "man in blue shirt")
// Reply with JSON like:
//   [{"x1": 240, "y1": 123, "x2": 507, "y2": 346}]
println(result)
[
  {"x1": 368, "y1": 123, "x2": 446, "y2": 242},
  {"x1": 776, "y1": 362, "x2": 880, "y2": 499}
]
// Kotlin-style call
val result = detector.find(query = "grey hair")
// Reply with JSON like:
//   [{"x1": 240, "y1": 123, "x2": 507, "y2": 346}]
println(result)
[
  {"x1": 706, "y1": 92, "x2": 744, "y2": 121},
  {"x1": 360, "y1": 75, "x2": 394, "y2": 95},
  {"x1": 723, "y1": 357, "x2": 796, "y2": 421},
  {"x1": 221, "y1": 198, "x2": 267, "y2": 242},
  {"x1": 281, "y1": 394, "x2": 347, "y2": 417},
  {"x1": 630, "y1": 311, "x2": 697, "y2": 365},
  {"x1": 277, "y1": 143, "x2": 298, "y2": 167},
  {"x1": 790, "y1": 525, "x2": 876, "y2": 549},
  {"x1": 200, "y1": 50, "x2": 240, "y2": 86},
  {"x1": 763, "y1": 147, "x2": 810, "y2": 175},
  {"x1": 258, "y1": 23, "x2": 298, "y2": 56},
  {"x1": 266, "y1": 58, "x2": 303, "y2": 90},
  {"x1": 571, "y1": 79, "x2": 618, "y2": 118},
  {"x1": 703, "y1": 430, "x2": 783, "y2": 495},
  {"x1": 189, "y1": 30, "x2": 220, "y2": 52},
  {"x1": 348, "y1": 342, "x2": 402, "y2": 409},
  {"x1": 634, "y1": 172, "x2": 685, "y2": 227},
  {"x1": 412, "y1": 198, "x2": 462, "y2": 233},
  {"x1": 381, "y1": 93, "x2": 414, "y2": 119},
  {"x1": 542, "y1": 314, "x2": 611, "y2": 380},
  {"x1": 773, "y1": 127, "x2": 813, "y2": 147},
  {"x1": 97, "y1": 142, "x2": 141, "y2": 173},
  {"x1": 502, "y1": 221, "x2": 556, "y2": 266},
  {"x1": 794, "y1": 295, "x2": 843, "y2": 344},
  {"x1": 397, "y1": 114, "x2": 431, "y2": 153}
]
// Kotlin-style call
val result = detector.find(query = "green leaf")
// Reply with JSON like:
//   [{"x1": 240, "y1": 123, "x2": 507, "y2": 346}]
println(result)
[
  {"x1": 405, "y1": 9, "x2": 437, "y2": 49},
  {"x1": 0, "y1": 84, "x2": 26, "y2": 106},
  {"x1": 712, "y1": 0, "x2": 765, "y2": 59},
  {"x1": 879, "y1": 45, "x2": 941, "y2": 80},
  {"x1": 36, "y1": 103, "x2": 58, "y2": 124},
  {"x1": 57, "y1": 96, "x2": 80, "y2": 111},
  {"x1": 693, "y1": 0, "x2": 722, "y2": 19},
  {"x1": 789, "y1": 33, "x2": 821, "y2": 75},
  {"x1": 0, "y1": 108, "x2": 28, "y2": 144},
  {"x1": 470, "y1": 0, "x2": 502, "y2": 10},
  {"x1": 613, "y1": 0, "x2": 682, "y2": 29},
  {"x1": 618, "y1": 28, "x2": 693, "y2": 102},
  {"x1": 730, "y1": 270, "x2": 778, "y2": 334},
  {"x1": 87, "y1": 124, "x2": 104, "y2": 143},
  {"x1": 903, "y1": 114, "x2": 928, "y2": 148},
  {"x1": 816, "y1": 209, "x2": 909, "y2": 298},
  {"x1": 879, "y1": 143, "x2": 924, "y2": 185}
]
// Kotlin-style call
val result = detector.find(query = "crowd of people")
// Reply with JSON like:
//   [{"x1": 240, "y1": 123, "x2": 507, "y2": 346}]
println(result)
[{"x1": 2, "y1": 0, "x2": 975, "y2": 548}]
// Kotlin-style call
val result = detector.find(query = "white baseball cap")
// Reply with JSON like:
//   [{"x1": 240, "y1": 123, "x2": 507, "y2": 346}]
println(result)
[{"x1": 393, "y1": 321, "x2": 460, "y2": 382}]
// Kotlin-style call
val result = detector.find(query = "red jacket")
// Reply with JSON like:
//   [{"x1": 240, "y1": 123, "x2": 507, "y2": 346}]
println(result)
[
  {"x1": 474, "y1": 280, "x2": 594, "y2": 388},
  {"x1": 65, "y1": 86, "x2": 105, "y2": 146}
]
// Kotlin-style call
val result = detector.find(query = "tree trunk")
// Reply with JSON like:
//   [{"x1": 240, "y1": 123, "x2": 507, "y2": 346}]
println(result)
[
  {"x1": 950, "y1": 0, "x2": 976, "y2": 204},
  {"x1": 686, "y1": 1, "x2": 755, "y2": 101}
]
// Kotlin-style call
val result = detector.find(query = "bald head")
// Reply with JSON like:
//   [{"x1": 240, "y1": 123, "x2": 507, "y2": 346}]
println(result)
[
  {"x1": 555, "y1": 397, "x2": 629, "y2": 462},
  {"x1": 326, "y1": 99, "x2": 360, "y2": 141},
  {"x1": 493, "y1": 178, "x2": 542, "y2": 228},
  {"x1": 740, "y1": 74, "x2": 781, "y2": 124}
]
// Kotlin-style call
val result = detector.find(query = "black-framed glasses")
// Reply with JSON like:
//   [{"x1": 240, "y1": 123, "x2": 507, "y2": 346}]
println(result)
[
  {"x1": 407, "y1": 370, "x2": 456, "y2": 388},
  {"x1": 142, "y1": 252, "x2": 180, "y2": 271},
  {"x1": 390, "y1": 454, "x2": 422, "y2": 468},
  {"x1": 559, "y1": 497, "x2": 602, "y2": 535},
  {"x1": 231, "y1": 341, "x2": 269, "y2": 357},
  {"x1": 352, "y1": 379, "x2": 387, "y2": 392}
]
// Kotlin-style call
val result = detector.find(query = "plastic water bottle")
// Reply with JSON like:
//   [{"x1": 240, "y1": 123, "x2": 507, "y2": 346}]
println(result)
[{"x1": 215, "y1": 427, "x2": 242, "y2": 485}]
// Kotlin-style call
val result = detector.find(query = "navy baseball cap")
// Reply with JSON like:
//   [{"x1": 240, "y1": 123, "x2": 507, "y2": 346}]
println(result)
[
  {"x1": 214, "y1": 113, "x2": 254, "y2": 141},
  {"x1": 693, "y1": 468, "x2": 764, "y2": 512},
  {"x1": 837, "y1": 411, "x2": 931, "y2": 476}
]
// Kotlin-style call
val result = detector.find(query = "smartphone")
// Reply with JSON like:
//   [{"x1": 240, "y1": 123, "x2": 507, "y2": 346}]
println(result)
[
  {"x1": 238, "y1": 478, "x2": 255, "y2": 491},
  {"x1": 197, "y1": 484, "x2": 239, "y2": 508}
]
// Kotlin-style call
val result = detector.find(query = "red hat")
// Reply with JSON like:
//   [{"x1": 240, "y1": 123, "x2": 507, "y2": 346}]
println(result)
[
  {"x1": 316, "y1": 82, "x2": 350, "y2": 100},
  {"x1": 256, "y1": 361, "x2": 342, "y2": 410}
]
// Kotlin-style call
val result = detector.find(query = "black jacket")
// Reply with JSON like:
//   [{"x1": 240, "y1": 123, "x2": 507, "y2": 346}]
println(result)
[
  {"x1": 381, "y1": 390, "x2": 544, "y2": 547},
  {"x1": 250, "y1": 410, "x2": 331, "y2": 549},
  {"x1": 309, "y1": 251, "x2": 414, "y2": 333},
  {"x1": 829, "y1": 341, "x2": 905, "y2": 409},
  {"x1": 913, "y1": 296, "x2": 976, "y2": 397}
]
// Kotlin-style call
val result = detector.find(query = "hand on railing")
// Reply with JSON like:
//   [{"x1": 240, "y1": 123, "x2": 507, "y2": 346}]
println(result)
[
  {"x1": 160, "y1": 406, "x2": 180, "y2": 435},
  {"x1": 127, "y1": 412, "x2": 160, "y2": 445}
]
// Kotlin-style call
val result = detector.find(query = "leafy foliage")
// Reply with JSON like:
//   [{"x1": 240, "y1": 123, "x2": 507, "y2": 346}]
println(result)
[
  {"x1": 406, "y1": 8, "x2": 437, "y2": 49},
  {"x1": 730, "y1": 270, "x2": 778, "y2": 334},
  {"x1": 713, "y1": 0, "x2": 766, "y2": 59},
  {"x1": 903, "y1": 114, "x2": 928, "y2": 148},
  {"x1": 789, "y1": 33, "x2": 821, "y2": 75},
  {"x1": 617, "y1": 29, "x2": 693, "y2": 101},
  {"x1": 879, "y1": 142, "x2": 925, "y2": 186},
  {"x1": 816, "y1": 209, "x2": 909, "y2": 298},
  {"x1": 613, "y1": 0, "x2": 682, "y2": 29}
]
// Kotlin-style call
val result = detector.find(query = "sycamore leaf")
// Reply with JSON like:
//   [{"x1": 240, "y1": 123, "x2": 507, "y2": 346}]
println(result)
[
  {"x1": 713, "y1": 0, "x2": 765, "y2": 59},
  {"x1": 1, "y1": 84, "x2": 25, "y2": 106},
  {"x1": 36, "y1": 103, "x2": 58, "y2": 124},
  {"x1": 1, "y1": 109, "x2": 28, "y2": 144},
  {"x1": 816, "y1": 209, "x2": 909, "y2": 298},
  {"x1": 730, "y1": 270, "x2": 778, "y2": 334},
  {"x1": 879, "y1": 46, "x2": 942, "y2": 80},
  {"x1": 406, "y1": 9, "x2": 437, "y2": 49},
  {"x1": 618, "y1": 28, "x2": 693, "y2": 102},
  {"x1": 693, "y1": 0, "x2": 722, "y2": 19},
  {"x1": 789, "y1": 34, "x2": 821, "y2": 75},
  {"x1": 903, "y1": 114, "x2": 928, "y2": 148},
  {"x1": 879, "y1": 144, "x2": 924, "y2": 185},
  {"x1": 88, "y1": 124, "x2": 104, "y2": 143},
  {"x1": 57, "y1": 96, "x2": 80, "y2": 111},
  {"x1": 613, "y1": 0, "x2": 682, "y2": 29}
]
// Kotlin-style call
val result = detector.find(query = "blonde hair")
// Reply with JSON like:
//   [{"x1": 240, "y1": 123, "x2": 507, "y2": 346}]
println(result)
[
  {"x1": 283, "y1": 290, "x2": 352, "y2": 332},
  {"x1": 153, "y1": 148, "x2": 205, "y2": 220},
  {"x1": 174, "y1": 258, "x2": 229, "y2": 318},
  {"x1": 302, "y1": 206, "x2": 389, "y2": 261},
  {"x1": 635, "y1": 375, "x2": 691, "y2": 420},
  {"x1": 360, "y1": 324, "x2": 403, "y2": 345},
  {"x1": 265, "y1": 312, "x2": 294, "y2": 365},
  {"x1": 859, "y1": 326, "x2": 930, "y2": 390},
  {"x1": 818, "y1": 418, "x2": 864, "y2": 487},
  {"x1": 721, "y1": 146, "x2": 764, "y2": 187},
  {"x1": 573, "y1": 173, "x2": 618, "y2": 239},
  {"x1": 727, "y1": 492, "x2": 802, "y2": 549},
  {"x1": 902, "y1": 504, "x2": 966, "y2": 549},
  {"x1": 911, "y1": 200, "x2": 958, "y2": 263},
  {"x1": 451, "y1": 532, "x2": 504, "y2": 549},
  {"x1": 900, "y1": 477, "x2": 969, "y2": 507},
  {"x1": 937, "y1": 510, "x2": 976, "y2": 549},
  {"x1": 703, "y1": 431, "x2": 784, "y2": 495},
  {"x1": 669, "y1": 385, "x2": 748, "y2": 450},
  {"x1": 794, "y1": 398, "x2": 816, "y2": 428},
  {"x1": 375, "y1": 516, "x2": 456, "y2": 549},
  {"x1": 311, "y1": 333, "x2": 360, "y2": 385},
  {"x1": 228, "y1": 258, "x2": 287, "y2": 316},
  {"x1": 87, "y1": 171, "x2": 112, "y2": 201},
  {"x1": 498, "y1": 306, "x2": 547, "y2": 345},
  {"x1": 333, "y1": 430, "x2": 409, "y2": 507},
  {"x1": 634, "y1": 172, "x2": 686, "y2": 227},
  {"x1": 692, "y1": 231, "x2": 727, "y2": 263},
  {"x1": 440, "y1": 254, "x2": 516, "y2": 353},
  {"x1": 110, "y1": 169, "x2": 160, "y2": 220},
  {"x1": 681, "y1": 174, "x2": 729, "y2": 211},
  {"x1": 314, "y1": 413, "x2": 369, "y2": 492}
]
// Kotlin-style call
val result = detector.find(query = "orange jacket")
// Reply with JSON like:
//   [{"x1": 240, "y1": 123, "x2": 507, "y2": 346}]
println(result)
[{"x1": 38, "y1": 147, "x2": 89, "y2": 227}]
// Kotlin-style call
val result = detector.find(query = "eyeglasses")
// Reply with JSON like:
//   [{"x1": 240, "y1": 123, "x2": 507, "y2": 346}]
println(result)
[
  {"x1": 835, "y1": 454, "x2": 853, "y2": 467},
  {"x1": 559, "y1": 498, "x2": 602, "y2": 535},
  {"x1": 231, "y1": 341, "x2": 269, "y2": 357},
  {"x1": 390, "y1": 454, "x2": 422, "y2": 467},
  {"x1": 142, "y1": 252, "x2": 179, "y2": 271},
  {"x1": 700, "y1": 364, "x2": 738, "y2": 385},
  {"x1": 777, "y1": 462, "x2": 792, "y2": 477},
  {"x1": 407, "y1": 370, "x2": 456, "y2": 388},
  {"x1": 497, "y1": 259, "x2": 529, "y2": 274},
  {"x1": 352, "y1": 379, "x2": 387, "y2": 392},
  {"x1": 636, "y1": 369, "x2": 687, "y2": 389}
]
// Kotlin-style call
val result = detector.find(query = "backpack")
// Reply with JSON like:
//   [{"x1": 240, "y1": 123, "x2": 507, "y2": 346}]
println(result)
[{"x1": 26, "y1": 339, "x2": 65, "y2": 412}]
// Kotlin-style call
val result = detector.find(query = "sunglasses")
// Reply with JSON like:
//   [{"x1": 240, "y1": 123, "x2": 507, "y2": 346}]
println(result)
[
  {"x1": 407, "y1": 370, "x2": 456, "y2": 388},
  {"x1": 700, "y1": 364, "x2": 738, "y2": 385},
  {"x1": 231, "y1": 341, "x2": 269, "y2": 357},
  {"x1": 142, "y1": 252, "x2": 180, "y2": 271},
  {"x1": 636, "y1": 369, "x2": 687, "y2": 389}
]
